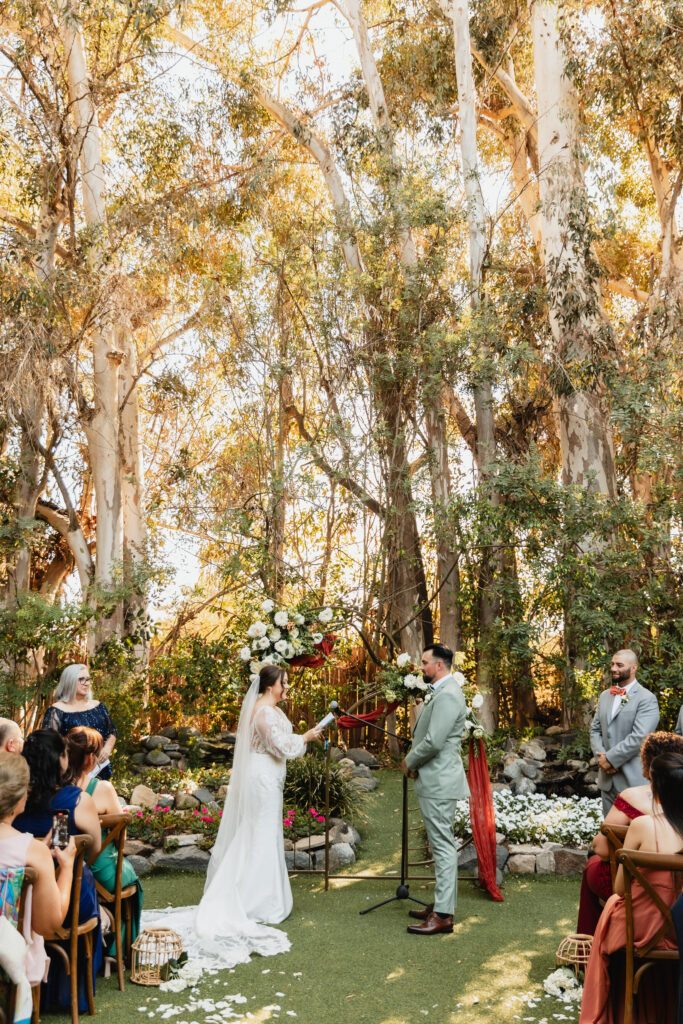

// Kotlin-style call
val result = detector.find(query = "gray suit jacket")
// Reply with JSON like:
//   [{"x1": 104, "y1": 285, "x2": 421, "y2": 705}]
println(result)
[
  {"x1": 589, "y1": 681, "x2": 660, "y2": 793},
  {"x1": 404, "y1": 675, "x2": 469, "y2": 801},
  {"x1": 675, "y1": 706, "x2": 683, "y2": 737}
]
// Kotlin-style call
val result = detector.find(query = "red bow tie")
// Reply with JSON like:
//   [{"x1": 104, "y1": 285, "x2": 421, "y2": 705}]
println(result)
[{"x1": 610, "y1": 686, "x2": 627, "y2": 696}]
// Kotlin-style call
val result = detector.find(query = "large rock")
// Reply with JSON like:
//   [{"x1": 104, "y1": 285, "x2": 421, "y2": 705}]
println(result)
[
  {"x1": 128, "y1": 854, "x2": 154, "y2": 877},
  {"x1": 545, "y1": 726, "x2": 562, "y2": 735},
  {"x1": 143, "y1": 735, "x2": 171, "y2": 750},
  {"x1": 283, "y1": 838, "x2": 294, "y2": 851},
  {"x1": 503, "y1": 759, "x2": 524, "y2": 781},
  {"x1": 160, "y1": 726, "x2": 178, "y2": 740},
  {"x1": 177, "y1": 726, "x2": 202, "y2": 741},
  {"x1": 329, "y1": 747, "x2": 345, "y2": 762},
  {"x1": 146, "y1": 749, "x2": 171, "y2": 767},
  {"x1": 350, "y1": 776, "x2": 377, "y2": 793},
  {"x1": 458, "y1": 844, "x2": 478, "y2": 871},
  {"x1": 156, "y1": 794, "x2": 174, "y2": 809},
  {"x1": 217, "y1": 785, "x2": 229, "y2": 801},
  {"x1": 328, "y1": 823, "x2": 360, "y2": 847},
  {"x1": 150, "y1": 848, "x2": 210, "y2": 871},
  {"x1": 175, "y1": 790, "x2": 199, "y2": 810},
  {"x1": 345, "y1": 748, "x2": 378, "y2": 767},
  {"x1": 554, "y1": 849, "x2": 588, "y2": 874},
  {"x1": 507, "y1": 854, "x2": 536, "y2": 873},
  {"x1": 520, "y1": 760, "x2": 540, "y2": 779},
  {"x1": 327, "y1": 842, "x2": 356, "y2": 870},
  {"x1": 130, "y1": 752, "x2": 146, "y2": 765},
  {"x1": 507, "y1": 844, "x2": 544, "y2": 856},
  {"x1": 124, "y1": 839, "x2": 155, "y2": 857},
  {"x1": 294, "y1": 834, "x2": 327, "y2": 852},
  {"x1": 520, "y1": 740, "x2": 546, "y2": 761},
  {"x1": 536, "y1": 850, "x2": 556, "y2": 874},
  {"x1": 285, "y1": 850, "x2": 311, "y2": 870},
  {"x1": 192, "y1": 788, "x2": 219, "y2": 808},
  {"x1": 130, "y1": 784, "x2": 158, "y2": 809},
  {"x1": 496, "y1": 845, "x2": 509, "y2": 869},
  {"x1": 351, "y1": 763, "x2": 372, "y2": 778},
  {"x1": 511, "y1": 777, "x2": 536, "y2": 795},
  {"x1": 567, "y1": 759, "x2": 589, "y2": 771},
  {"x1": 164, "y1": 833, "x2": 202, "y2": 851}
]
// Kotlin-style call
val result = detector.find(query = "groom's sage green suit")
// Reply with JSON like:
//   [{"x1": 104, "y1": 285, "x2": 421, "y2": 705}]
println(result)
[{"x1": 404, "y1": 674, "x2": 469, "y2": 915}]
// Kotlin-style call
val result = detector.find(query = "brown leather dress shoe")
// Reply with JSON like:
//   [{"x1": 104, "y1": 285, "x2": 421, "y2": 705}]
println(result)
[
  {"x1": 408, "y1": 902, "x2": 433, "y2": 921},
  {"x1": 407, "y1": 911, "x2": 453, "y2": 935}
]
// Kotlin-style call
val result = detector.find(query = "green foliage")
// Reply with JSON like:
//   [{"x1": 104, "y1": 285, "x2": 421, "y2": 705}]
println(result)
[
  {"x1": 146, "y1": 632, "x2": 245, "y2": 728},
  {"x1": 283, "y1": 749, "x2": 361, "y2": 822}
]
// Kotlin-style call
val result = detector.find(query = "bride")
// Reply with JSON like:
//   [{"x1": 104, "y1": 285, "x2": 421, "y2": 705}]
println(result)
[{"x1": 142, "y1": 665, "x2": 322, "y2": 969}]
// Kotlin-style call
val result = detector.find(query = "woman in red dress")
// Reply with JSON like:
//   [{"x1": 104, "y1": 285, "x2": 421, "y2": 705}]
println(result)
[
  {"x1": 579, "y1": 750, "x2": 683, "y2": 1024},
  {"x1": 577, "y1": 732, "x2": 683, "y2": 935}
]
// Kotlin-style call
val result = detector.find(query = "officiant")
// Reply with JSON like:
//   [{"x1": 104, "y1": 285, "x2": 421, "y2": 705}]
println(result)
[{"x1": 401, "y1": 644, "x2": 469, "y2": 936}]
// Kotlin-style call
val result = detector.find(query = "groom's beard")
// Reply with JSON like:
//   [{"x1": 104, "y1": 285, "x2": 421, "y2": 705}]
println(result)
[{"x1": 611, "y1": 669, "x2": 631, "y2": 684}]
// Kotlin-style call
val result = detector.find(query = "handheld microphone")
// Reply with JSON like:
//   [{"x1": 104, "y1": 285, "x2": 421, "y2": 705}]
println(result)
[{"x1": 329, "y1": 700, "x2": 340, "y2": 716}]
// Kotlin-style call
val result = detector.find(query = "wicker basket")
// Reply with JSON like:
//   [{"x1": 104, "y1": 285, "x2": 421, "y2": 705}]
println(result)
[
  {"x1": 130, "y1": 927, "x2": 183, "y2": 986},
  {"x1": 556, "y1": 932, "x2": 593, "y2": 976}
]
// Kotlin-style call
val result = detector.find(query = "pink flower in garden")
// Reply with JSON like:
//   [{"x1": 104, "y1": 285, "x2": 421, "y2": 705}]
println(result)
[
  {"x1": 316, "y1": 816, "x2": 325, "y2": 823},
  {"x1": 200, "y1": 816, "x2": 214, "y2": 823},
  {"x1": 309, "y1": 808, "x2": 316, "y2": 815},
  {"x1": 136, "y1": 811, "x2": 143, "y2": 818}
]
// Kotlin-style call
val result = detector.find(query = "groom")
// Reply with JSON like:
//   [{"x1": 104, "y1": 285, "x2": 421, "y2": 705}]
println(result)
[{"x1": 402, "y1": 643, "x2": 469, "y2": 935}]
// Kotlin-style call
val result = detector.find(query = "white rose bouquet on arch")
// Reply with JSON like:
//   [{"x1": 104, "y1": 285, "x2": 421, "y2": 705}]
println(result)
[{"x1": 239, "y1": 599, "x2": 340, "y2": 672}]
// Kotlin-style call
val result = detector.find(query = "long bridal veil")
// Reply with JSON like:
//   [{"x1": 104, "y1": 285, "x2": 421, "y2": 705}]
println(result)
[{"x1": 141, "y1": 677, "x2": 291, "y2": 970}]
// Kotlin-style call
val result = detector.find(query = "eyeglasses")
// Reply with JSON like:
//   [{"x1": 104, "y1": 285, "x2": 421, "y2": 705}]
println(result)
[{"x1": 78, "y1": 677, "x2": 91, "y2": 683}]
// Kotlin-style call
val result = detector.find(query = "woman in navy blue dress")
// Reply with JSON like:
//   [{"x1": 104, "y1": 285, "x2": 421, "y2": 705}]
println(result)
[
  {"x1": 13, "y1": 730, "x2": 104, "y2": 1011},
  {"x1": 41, "y1": 664, "x2": 117, "y2": 780}
]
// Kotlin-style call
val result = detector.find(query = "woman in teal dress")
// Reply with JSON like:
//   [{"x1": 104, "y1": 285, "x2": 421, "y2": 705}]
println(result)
[{"x1": 64, "y1": 727, "x2": 143, "y2": 948}]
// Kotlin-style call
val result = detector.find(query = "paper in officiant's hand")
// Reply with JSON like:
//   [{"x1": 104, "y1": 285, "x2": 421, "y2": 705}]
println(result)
[{"x1": 316, "y1": 712, "x2": 336, "y2": 730}]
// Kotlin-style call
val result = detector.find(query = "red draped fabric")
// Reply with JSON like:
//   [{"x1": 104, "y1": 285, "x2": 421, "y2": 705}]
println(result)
[
  {"x1": 287, "y1": 634, "x2": 337, "y2": 668},
  {"x1": 467, "y1": 736, "x2": 504, "y2": 901},
  {"x1": 335, "y1": 701, "x2": 399, "y2": 730}
]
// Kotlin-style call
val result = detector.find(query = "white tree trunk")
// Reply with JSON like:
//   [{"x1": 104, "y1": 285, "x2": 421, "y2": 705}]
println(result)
[
  {"x1": 531, "y1": 1, "x2": 616, "y2": 497},
  {"x1": 60, "y1": 1, "x2": 124, "y2": 594}
]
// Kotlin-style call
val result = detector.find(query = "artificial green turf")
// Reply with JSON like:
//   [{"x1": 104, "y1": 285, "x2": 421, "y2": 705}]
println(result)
[{"x1": 46, "y1": 769, "x2": 581, "y2": 1024}]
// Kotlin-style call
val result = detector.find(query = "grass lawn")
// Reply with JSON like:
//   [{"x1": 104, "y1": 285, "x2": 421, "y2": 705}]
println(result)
[{"x1": 47, "y1": 769, "x2": 582, "y2": 1024}]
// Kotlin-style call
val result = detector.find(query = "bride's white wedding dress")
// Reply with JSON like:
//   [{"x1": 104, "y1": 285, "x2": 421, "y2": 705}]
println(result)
[{"x1": 141, "y1": 699, "x2": 306, "y2": 970}]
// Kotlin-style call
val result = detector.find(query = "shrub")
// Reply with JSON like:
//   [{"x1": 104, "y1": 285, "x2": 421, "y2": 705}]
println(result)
[{"x1": 284, "y1": 748, "x2": 360, "y2": 821}]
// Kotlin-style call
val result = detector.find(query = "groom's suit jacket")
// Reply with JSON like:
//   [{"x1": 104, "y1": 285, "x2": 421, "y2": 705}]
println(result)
[
  {"x1": 404, "y1": 675, "x2": 469, "y2": 801},
  {"x1": 675, "y1": 705, "x2": 683, "y2": 738},
  {"x1": 589, "y1": 681, "x2": 659, "y2": 793}
]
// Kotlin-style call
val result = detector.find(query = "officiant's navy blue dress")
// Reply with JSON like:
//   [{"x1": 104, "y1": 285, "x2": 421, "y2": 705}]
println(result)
[
  {"x1": 41, "y1": 702, "x2": 117, "y2": 779},
  {"x1": 13, "y1": 785, "x2": 104, "y2": 1011}
]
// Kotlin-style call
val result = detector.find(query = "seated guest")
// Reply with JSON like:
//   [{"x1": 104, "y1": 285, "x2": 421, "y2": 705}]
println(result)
[
  {"x1": 0, "y1": 718, "x2": 24, "y2": 754},
  {"x1": 580, "y1": 750, "x2": 683, "y2": 1024},
  {"x1": 12, "y1": 730, "x2": 103, "y2": 1011},
  {"x1": 577, "y1": 731, "x2": 683, "y2": 935},
  {"x1": 0, "y1": 751, "x2": 77, "y2": 987},
  {"x1": 65, "y1": 727, "x2": 143, "y2": 945},
  {"x1": 41, "y1": 665, "x2": 117, "y2": 780}
]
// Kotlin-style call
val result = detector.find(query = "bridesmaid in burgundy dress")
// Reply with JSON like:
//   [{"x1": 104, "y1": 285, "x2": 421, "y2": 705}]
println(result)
[{"x1": 576, "y1": 731, "x2": 683, "y2": 935}]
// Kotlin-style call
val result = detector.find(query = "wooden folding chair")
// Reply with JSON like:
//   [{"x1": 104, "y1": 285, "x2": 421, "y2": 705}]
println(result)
[
  {"x1": 616, "y1": 847, "x2": 683, "y2": 1024},
  {"x1": 1, "y1": 866, "x2": 40, "y2": 1024},
  {"x1": 44, "y1": 836, "x2": 99, "y2": 1024},
  {"x1": 600, "y1": 822, "x2": 629, "y2": 888},
  {"x1": 88, "y1": 813, "x2": 136, "y2": 991}
]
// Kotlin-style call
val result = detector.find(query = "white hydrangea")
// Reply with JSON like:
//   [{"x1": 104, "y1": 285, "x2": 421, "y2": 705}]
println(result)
[
  {"x1": 471, "y1": 693, "x2": 484, "y2": 709},
  {"x1": 453, "y1": 671, "x2": 466, "y2": 685},
  {"x1": 239, "y1": 647, "x2": 251, "y2": 661},
  {"x1": 261, "y1": 599, "x2": 275, "y2": 614},
  {"x1": 247, "y1": 621, "x2": 267, "y2": 638},
  {"x1": 268, "y1": 628, "x2": 282, "y2": 641},
  {"x1": 404, "y1": 674, "x2": 422, "y2": 689},
  {"x1": 274, "y1": 639, "x2": 289, "y2": 654},
  {"x1": 256, "y1": 636, "x2": 271, "y2": 650},
  {"x1": 249, "y1": 660, "x2": 260, "y2": 674},
  {"x1": 396, "y1": 652, "x2": 411, "y2": 668},
  {"x1": 292, "y1": 613, "x2": 305, "y2": 625},
  {"x1": 312, "y1": 632, "x2": 323, "y2": 644},
  {"x1": 274, "y1": 611, "x2": 289, "y2": 627},
  {"x1": 319, "y1": 607, "x2": 333, "y2": 623},
  {"x1": 283, "y1": 643, "x2": 295, "y2": 659},
  {"x1": 289, "y1": 627, "x2": 299, "y2": 638}
]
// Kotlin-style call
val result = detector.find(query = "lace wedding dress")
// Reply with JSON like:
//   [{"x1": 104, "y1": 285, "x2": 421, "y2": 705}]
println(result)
[{"x1": 141, "y1": 693, "x2": 306, "y2": 971}]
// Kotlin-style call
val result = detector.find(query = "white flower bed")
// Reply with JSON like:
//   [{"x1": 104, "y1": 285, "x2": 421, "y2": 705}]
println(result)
[{"x1": 454, "y1": 790, "x2": 602, "y2": 846}]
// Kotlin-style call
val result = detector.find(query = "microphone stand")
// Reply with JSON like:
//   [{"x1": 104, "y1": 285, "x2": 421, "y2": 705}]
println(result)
[{"x1": 332, "y1": 705, "x2": 428, "y2": 916}]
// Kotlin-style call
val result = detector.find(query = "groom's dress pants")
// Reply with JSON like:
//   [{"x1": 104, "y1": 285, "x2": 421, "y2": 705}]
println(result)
[{"x1": 417, "y1": 793, "x2": 459, "y2": 915}]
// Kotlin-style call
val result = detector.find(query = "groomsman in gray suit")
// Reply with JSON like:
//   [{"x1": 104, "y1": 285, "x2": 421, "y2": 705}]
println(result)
[
  {"x1": 402, "y1": 644, "x2": 469, "y2": 935},
  {"x1": 675, "y1": 704, "x2": 683, "y2": 737},
  {"x1": 589, "y1": 649, "x2": 660, "y2": 814}
]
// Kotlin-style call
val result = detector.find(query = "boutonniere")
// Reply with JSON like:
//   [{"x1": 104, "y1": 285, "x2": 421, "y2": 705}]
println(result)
[
  {"x1": 620, "y1": 695, "x2": 631, "y2": 708},
  {"x1": 424, "y1": 692, "x2": 434, "y2": 705}
]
